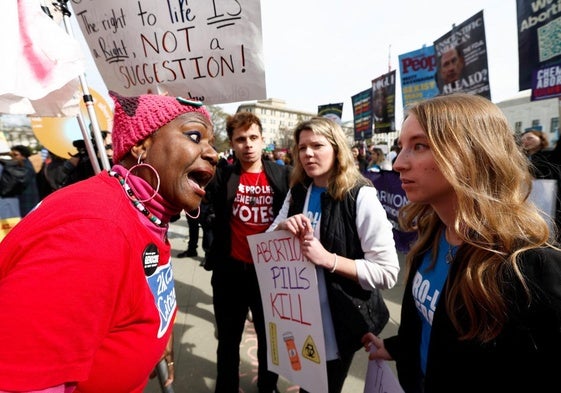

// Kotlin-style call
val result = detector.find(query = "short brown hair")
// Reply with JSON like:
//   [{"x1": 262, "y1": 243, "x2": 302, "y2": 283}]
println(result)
[{"x1": 226, "y1": 112, "x2": 262, "y2": 140}]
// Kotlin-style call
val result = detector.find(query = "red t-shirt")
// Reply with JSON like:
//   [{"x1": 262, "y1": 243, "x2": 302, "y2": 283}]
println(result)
[
  {"x1": 230, "y1": 171, "x2": 276, "y2": 263},
  {"x1": 0, "y1": 172, "x2": 177, "y2": 392}
]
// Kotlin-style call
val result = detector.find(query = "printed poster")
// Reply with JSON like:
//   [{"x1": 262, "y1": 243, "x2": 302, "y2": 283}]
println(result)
[
  {"x1": 433, "y1": 10, "x2": 491, "y2": 99},
  {"x1": 351, "y1": 88, "x2": 373, "y2": 140},
  {"x1": 248, "y1": 230, "x2": 328, "y2": 393},
  {"x1": 71, "y1": 0, "x2": 266, "y2": 105},
  {"x1": 364, "y1": 170, "x2": 416, "y2": 253},
  {"x1": 398, "y1": 46, "x2": 439, "y2": 110},
  {"x1": 371, "y1": 70, "x2": 396, "y2": 133},
  {"x1": 318, "y1": 103, "x2": 344, "y2": 125},
  {"x1": 531, "y1": 65, "x2": 561, "y2": 101},
  {"x1": 517, "y1": 0, "x2": 561, "y2": 98}
]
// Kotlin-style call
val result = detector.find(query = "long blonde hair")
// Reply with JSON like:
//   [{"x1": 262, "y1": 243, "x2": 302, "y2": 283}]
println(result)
[
  {"x1": 399, "y1": 93, "x2": 553, "y2": 342},
  {"x1": 291, "y1": 117, "x2": 370, "y2": 200}
]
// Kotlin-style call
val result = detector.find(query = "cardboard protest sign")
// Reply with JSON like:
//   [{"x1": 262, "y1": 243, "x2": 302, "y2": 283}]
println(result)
[
  {"x1": 71, "y1": 0, "x2": 266, "y2": 104},
  {"x1": 248, "y1": 230, "x2": 328, "y2": 393}
]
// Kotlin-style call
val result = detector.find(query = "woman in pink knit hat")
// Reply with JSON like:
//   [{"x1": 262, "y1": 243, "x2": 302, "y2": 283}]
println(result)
[{"x1": 0, "y1": 91, "x2": 218, "y2": 393}]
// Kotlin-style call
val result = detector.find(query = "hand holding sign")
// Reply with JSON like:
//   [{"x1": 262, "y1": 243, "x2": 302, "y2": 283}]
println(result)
[{"x1": 362, "y1": 333, "x2": 404, "y2": 393}]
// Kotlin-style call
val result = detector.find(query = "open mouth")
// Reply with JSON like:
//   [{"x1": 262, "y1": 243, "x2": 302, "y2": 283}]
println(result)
[{"x1": 188, "y1": 170, "x2": 214, "y2": 190}]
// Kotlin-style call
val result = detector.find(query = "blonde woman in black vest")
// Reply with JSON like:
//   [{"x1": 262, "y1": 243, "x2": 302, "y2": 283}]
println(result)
[{"x1": 269, "y1": 117, "x2": 399, "y2": 393}]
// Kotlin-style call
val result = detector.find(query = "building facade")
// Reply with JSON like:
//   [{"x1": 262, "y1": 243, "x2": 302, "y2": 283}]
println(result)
[
  {"x1": 236, "y1": 98, "x2": 314, "y2": 150},
  {"x1": 235, "y1": 98, "x2": 356, "y2": 149}
]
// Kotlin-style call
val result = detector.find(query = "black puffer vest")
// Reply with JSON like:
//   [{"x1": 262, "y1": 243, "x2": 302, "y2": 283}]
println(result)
[{"x1": 287, "y1": 183, "x2": 389, "y2": 355}]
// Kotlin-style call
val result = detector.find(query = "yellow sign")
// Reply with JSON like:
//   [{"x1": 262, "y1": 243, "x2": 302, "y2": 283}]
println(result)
[
  {"x1": 269, "y1": 322, "x2": 279, "y2": 365},
  {"x1": 30, "y1": 88, "x2": 113, "y2": 159},
  {"x1": 301, "y1": 335, "x2": 320, "y2": 364}
]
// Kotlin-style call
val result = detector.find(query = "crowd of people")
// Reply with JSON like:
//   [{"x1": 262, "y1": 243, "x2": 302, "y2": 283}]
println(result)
[
  {"x1": 1, "y1": 92, "x2": 561, "y2": 393},
  {"x1": 0, "y1": 130, "x2": 114, "y2": 220},
  {"x1": 0, "y1": 145, "x2": 40, "y2": 218}
]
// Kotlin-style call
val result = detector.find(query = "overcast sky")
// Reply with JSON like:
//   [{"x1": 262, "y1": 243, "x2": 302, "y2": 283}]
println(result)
[{"x1": 75, "y1": 0, "x2": 520, "y2": 125}]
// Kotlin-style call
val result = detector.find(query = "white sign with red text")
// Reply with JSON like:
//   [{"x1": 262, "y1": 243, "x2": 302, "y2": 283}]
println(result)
[{"x1": 248, "y1": 230, "x2": 328, "y2": 393}]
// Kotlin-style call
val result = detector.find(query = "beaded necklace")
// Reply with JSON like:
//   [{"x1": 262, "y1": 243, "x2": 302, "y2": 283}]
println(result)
[{"x1": 109, "y1": 170, "x2": 166, "y2": 228}]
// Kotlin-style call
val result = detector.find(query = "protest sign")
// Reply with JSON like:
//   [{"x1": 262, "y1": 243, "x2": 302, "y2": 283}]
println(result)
[
  {"x1": 433, "y1": 10, "x2": 491, "y2": 99},
  {"x1": 318, "y1": 102, "x2": 344, "y2": 125},
  {"x1": 517, "y1": 0, "x2": 561, "y2": 97},
  {"x1": 352, "y1": 88, "x2": 373, "y2": 141},
  {"x1": 364, "y1": 351, "x2": 404, "y2": 393},
  {"x1": 529, "y1": 178, "x2": 558, "y2": 233},
  {"x1": 371, "y1": 70, "x2": 396, "y2": 133},
  {"x1": 248, "y1": 230, "x2": 328, "y2": 393},
  {"x1": 364, "y1": 170, "x2": 416, "y2": 253},
  {"x1": 398, "y1": 45, "x2": 439, "y2": 109},
  {"x1": 71, "y1": 0, "x2": 266, "y2": 104}
]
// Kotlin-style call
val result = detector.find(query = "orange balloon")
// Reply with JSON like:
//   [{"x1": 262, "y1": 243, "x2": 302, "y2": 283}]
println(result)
[{"x1": 31, "y1": 88, "x2": 113, "y2": 159}]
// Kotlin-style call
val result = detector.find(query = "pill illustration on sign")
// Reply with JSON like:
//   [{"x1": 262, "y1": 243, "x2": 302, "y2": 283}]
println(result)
[{"x1": 283, "y1": 332, "x2": 301, "y2": 371}]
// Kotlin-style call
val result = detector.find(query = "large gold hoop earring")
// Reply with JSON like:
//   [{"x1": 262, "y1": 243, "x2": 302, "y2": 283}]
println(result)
[{"x1": 124, "y1": 152, "x2": 161, "y2": 203}]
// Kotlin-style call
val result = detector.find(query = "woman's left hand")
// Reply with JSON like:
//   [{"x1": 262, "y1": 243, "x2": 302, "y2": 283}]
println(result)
[
  {"x1": 278, "y1": 213, "x2": 311, "y2": 238},
  {"x1": 362, "y1": 332, "x2": 392, "y2": 361},
  {"x1": 300, "y1": 232, "x2": 332, "y2": 270}
]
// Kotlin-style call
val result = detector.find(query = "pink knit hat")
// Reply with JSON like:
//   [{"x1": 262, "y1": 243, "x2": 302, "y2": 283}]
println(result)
[{"x1": 109, "y1": 90, "x2": 212, "y2": 163}]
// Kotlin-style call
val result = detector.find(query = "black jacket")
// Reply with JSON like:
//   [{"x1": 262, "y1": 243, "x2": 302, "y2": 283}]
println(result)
[
  {"x1": 287, "y1": 183, "x2": 389, "y2": 357},
  {"x1": 205, "y1": 160, "x2": 291, "y2": 268},
  {"x1": 384, "y1": 247, "x2": 561, "y2": 393}
]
